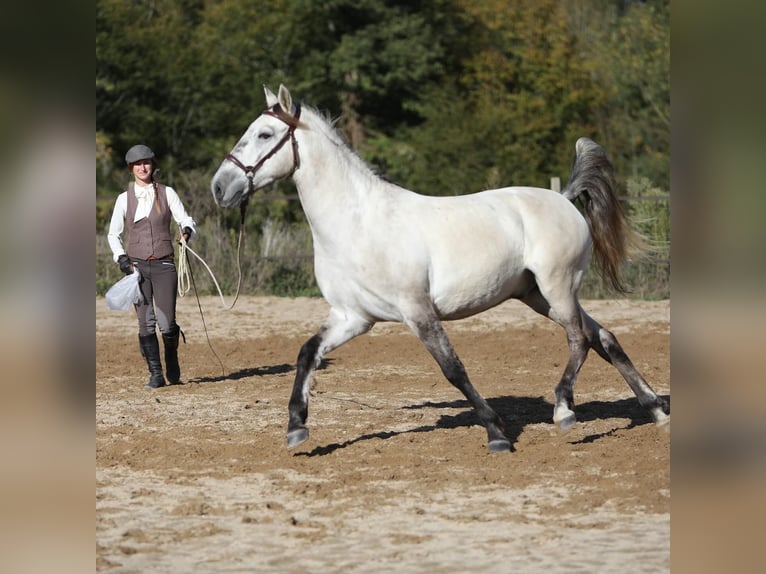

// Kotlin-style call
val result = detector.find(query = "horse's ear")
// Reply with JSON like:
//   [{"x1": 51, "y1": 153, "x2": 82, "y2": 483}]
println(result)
[
  {"x1": 264, "y1": 85, "x2": 278, "y2": 107},
  {"x1": 278, "y1": 84, "x2": 294, "y2": 115}
]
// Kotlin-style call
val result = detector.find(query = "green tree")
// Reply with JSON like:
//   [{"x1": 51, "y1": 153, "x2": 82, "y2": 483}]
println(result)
[
  {"x1": 97, "y1": 0, "x2": 210, "y2": 185},
  {"x1": 573, "y1": 0, "x2": 670, "y2": 189},
  {"x1": 380, "y1": 0, "x2": 600, "y2": 195}
]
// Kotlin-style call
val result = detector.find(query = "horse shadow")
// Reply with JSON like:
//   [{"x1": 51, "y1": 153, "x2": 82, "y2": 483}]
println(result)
[
  {"x1": 294, "y1": 393, "x2": 670, "y2": 457},
  {"x1": 186, "y1": 358, "x2": 333, "y2": 385}
]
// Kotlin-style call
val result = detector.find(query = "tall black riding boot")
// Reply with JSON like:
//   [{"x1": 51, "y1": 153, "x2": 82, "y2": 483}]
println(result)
[
  {"x1": 139, "y1": 333, "x2": 166, "y2": 389},
  {"x1": 162, "y1": 325, "x2": 181, "y2": 384}
]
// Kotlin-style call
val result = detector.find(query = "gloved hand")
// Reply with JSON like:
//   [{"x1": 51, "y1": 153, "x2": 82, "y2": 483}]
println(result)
[
  {"x1": 117, "y1": 254, "x2": 133, "y2": 275},
  {"x1": 181, "y1": 226, "x2": 192, "y2": 243}
]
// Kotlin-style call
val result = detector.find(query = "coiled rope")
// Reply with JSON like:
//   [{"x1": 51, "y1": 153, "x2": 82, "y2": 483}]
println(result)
[{"x1": 176, "y1": 228, "x2": 243, "y2": 310}]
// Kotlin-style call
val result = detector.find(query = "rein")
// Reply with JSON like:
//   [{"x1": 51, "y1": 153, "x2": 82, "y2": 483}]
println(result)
[{"x1": 224, "y1": 103, "x2": 302, "y2": 193}]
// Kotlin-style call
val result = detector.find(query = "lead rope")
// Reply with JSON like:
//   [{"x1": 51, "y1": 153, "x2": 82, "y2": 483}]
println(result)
[
  {"x1": 175, "y1": 199, "x2": 249, "y2": 376},
  {"x1": 177, "y1": 204, "x2": 246, "y2": 309}
]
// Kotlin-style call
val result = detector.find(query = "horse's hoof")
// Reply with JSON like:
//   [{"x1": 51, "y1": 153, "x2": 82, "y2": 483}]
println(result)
[
  {"x1": 554, "y1": 411, "x2": 577, "y2": 432},
  {"x1": 488, "y1": 439, "x2": 511, "y2": 452},
  {"x1": 287, "y1": 428, "x2": 309, "y2": 448},
  {"x1": 656, "y1": 416, "x2": 670, "y2": 433},
  {"x1": 652, "y1": 407, "x2": 670, "y2": 427}
]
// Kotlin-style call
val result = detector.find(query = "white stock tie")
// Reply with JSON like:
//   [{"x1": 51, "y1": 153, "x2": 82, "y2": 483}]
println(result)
[{"x1": 133, "y1": 183, "x2": 155, "y2": 222}]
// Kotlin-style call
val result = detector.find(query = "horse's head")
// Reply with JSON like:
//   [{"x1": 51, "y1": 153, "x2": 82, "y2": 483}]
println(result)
[{"x1": 211, "y1": 84, "x2": 302, "y2": 207}]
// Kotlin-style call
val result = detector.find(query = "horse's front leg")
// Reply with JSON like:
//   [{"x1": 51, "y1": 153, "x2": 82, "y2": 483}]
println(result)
[
  {"x1": 286, "y1": 332, "x2": 322, "y2": 447},
  {"x1": 287, "y1": 310, "x2": 372, "y2": 448}
]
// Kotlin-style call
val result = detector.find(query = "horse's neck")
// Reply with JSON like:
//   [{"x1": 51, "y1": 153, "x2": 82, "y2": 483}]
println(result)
[{"x1": 293, "y1": 125, "x2": 378, "y2": 228}]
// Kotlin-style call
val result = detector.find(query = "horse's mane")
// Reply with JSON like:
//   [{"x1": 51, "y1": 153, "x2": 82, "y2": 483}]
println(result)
[
  {"x1": 307, "y1": 107, "x2": 346, "y2": 146},
  {"x1": 302, "y1": 104, "x2": 389, "y2": 186}
]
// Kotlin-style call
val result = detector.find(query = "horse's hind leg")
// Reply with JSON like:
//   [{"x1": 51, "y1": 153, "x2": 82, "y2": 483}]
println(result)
[
  {"x1": 287, "y1": 309, "x2": 372, "y2": 448},
  {"x1": 522, "y1": 283, "x2": 669, "y2": 429},
  {"x1": 520, "y1": 286, "x2": 589, "y2": 431},
  {"x1": 404, "y1": 308, "x2": 510, "y2": 452},
  {"x1": 580, "y1": 310, "x2": 669, "y2": 426}
]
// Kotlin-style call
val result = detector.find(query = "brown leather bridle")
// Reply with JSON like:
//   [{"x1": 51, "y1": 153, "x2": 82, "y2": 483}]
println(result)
[{"x1": 224, "y1": 103, "x2": 302, "y2": 184}]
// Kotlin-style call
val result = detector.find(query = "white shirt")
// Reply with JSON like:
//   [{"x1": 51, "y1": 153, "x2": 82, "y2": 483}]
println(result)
[{"x1": 107, "y1": 182, "x2": 196, "y2": 262}]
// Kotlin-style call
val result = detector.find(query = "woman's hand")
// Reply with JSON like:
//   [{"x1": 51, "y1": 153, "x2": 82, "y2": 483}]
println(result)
[{"x1": 117, "y1": 254, "x2": 133, "y2": 275}]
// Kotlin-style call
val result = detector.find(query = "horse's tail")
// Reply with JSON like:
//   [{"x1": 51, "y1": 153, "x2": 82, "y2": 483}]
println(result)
[{"x1": 562, "y1": 137, "x2": 644, "y2": 293}]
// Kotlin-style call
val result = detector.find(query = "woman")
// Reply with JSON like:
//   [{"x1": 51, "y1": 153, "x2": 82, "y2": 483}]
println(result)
[{"x1": 107, "y1": 144, "x2": 196, "y2": 388}]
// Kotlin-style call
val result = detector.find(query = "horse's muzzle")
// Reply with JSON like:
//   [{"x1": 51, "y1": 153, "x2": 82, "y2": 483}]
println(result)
[
  {"x1": 212, "y1": 180, "x2": 224, "y2": 205},
  {"x1": 211, "y1": 174, "x2": 240, "y2": 207}
]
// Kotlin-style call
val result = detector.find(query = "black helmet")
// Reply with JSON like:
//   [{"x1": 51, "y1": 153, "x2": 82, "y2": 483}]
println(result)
[{"x1": 125, "y1": 144, "x2": 155, "y2": 165}]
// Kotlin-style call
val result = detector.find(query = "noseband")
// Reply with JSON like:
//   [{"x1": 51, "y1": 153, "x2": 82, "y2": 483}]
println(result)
[{"x1": 225, "y1": 103, "x2": 302, "y2": 186}]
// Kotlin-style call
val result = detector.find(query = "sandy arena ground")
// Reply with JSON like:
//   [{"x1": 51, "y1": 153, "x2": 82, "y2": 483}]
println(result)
[{"x1": 97, "y1": 296, "x2": 670, "y2": 573}]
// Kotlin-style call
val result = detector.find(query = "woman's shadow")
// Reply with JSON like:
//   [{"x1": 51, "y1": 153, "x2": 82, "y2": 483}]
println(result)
[
  {"x1": 185, "y1": 358, "x2": 333, "y2": 384},
  {"x1": 188, "y1": 364, "x2": 293, "y2": 383}
]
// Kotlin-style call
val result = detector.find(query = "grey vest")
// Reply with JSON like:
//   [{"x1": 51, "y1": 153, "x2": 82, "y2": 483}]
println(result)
[{"x1": 125, "y1": 182, "x2": 174, "y2": 260}]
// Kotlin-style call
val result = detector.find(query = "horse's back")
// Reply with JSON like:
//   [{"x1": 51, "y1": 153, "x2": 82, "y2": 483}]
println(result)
[
  {"x1": 415, "y1": 186, "x2": 590, "y2": 271},
  {"x1": 489, "y1": 186, "x2": 590, "y2": 261}
]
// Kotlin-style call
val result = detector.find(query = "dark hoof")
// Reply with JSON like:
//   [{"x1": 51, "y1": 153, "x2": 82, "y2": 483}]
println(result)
[
  {"x1": 145, "y1": 379, "x2": 165, "y2": 389},
  {"x1": 287, "y1": 428, "x2": 309, "y2": 449},
  {"x1": 488, "y1": 439, "x2": 511, "y2": 452}
]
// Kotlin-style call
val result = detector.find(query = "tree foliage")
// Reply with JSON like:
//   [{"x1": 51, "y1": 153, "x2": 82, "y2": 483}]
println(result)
[{"x1": 97, "y1": 0, "x2": 669, "y2": 249}]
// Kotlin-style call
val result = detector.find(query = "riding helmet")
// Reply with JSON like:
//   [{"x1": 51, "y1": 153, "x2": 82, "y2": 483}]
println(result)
[{"x1": 125, "y1": 144, "x2": 155, "y2": 166}]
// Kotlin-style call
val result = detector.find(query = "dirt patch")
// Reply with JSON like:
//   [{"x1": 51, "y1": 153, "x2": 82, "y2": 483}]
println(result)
[{"x1": 97, "y1": 296, "x2": 670, "y2": 573}]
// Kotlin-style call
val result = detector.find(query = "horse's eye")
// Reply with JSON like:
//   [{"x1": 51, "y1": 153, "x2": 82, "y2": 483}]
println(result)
[{"x1": 258, "y1": 132, "x2": 272, "y2": 140}]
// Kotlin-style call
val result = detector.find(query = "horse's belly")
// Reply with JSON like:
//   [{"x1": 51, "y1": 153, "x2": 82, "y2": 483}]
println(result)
[
  {"x1": 431, "y1": 268, "x2": 533, "y2": 320},
  {"x1": 315, "y1": 264, "x2": 409, "y2": 322}
]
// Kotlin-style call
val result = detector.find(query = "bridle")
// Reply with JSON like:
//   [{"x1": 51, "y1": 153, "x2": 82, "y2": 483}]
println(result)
[
  {"x1": 224, "y1": 103, "x2": 302, "y2": 189},
  {"x1": 209, "y1": 104, "x2": 302, "y2": 314}
]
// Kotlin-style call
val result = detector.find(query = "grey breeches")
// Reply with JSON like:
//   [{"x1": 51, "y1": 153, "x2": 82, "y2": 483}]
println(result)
[{"x1": 131, "y1": 258, "x2": 178, "y2": 337}]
